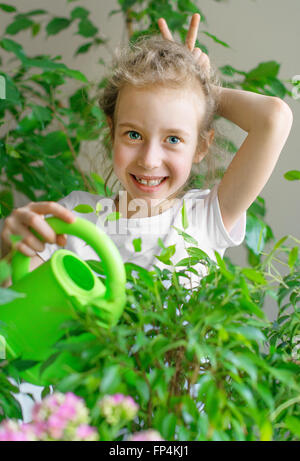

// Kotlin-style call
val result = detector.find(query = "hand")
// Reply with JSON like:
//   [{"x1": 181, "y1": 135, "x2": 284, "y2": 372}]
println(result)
[
  {"x1": 157, "y1": 13, "x2": 211, "y2": 77},
  {"x1": 1, "y1": 201, "x2": 75, "y2": 257}
]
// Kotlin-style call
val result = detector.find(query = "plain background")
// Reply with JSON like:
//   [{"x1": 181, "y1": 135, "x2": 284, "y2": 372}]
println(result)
[{"x1": 0, "y1": 0, "x2": 299, "y2": 320}]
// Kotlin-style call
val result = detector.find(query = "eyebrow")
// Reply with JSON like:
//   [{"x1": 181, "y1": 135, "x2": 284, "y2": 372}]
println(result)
[{"x1": 117, "y1": 122, "x2": 191, "y2": 138}]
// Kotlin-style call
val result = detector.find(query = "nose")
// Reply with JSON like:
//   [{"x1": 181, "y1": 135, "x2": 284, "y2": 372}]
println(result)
[{"x1": 137, "y1": 140, "x2": 163, "y2": 170}]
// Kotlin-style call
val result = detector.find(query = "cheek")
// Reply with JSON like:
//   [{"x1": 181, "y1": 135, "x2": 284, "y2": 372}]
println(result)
[
  {"x1": 172, "y1": 157, "x2": 193, "y2": 181},
  {"x1": 112, "y1": 145, "x2": 128, "y2": 171}
]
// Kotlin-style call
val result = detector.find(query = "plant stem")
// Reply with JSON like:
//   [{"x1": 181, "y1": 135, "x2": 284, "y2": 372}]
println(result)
[
  {"x1": 125, "y1": 9, "x2": 134, "y2": 40},
  {"x1": 270, "y1": 395, "x2": 300, "y2": 422}
]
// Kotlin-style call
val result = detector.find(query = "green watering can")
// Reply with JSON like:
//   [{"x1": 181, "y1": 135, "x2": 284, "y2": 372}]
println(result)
[{"x1": 0, "y1": 216, "x2": 127, "y2": 386}]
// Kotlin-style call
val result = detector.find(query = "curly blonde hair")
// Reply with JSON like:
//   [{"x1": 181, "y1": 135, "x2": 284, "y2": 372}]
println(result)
[{"x1": 97, "y1": 33, "x2": 225, "y2": 198}]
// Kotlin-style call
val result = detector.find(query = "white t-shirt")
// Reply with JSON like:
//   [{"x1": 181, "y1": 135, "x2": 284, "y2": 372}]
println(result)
[{"x1": 37, "y1": 182, "x2": 246, "y2": 288}]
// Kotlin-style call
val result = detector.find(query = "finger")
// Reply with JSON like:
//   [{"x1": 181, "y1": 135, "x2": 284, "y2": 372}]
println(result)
[
  {"x1": 29, "y1": 201, "x2": 75, "y2": 223},
  {"x1": 192, "y1": 47, "x2": 202, "y2": 59},
  {"x1": 5, "y1": 221, "x2": 46, "y2": 252},
  {"x1": 15, "y1": 241, "x2": 36, "y2": 257},
  {"x1": 157, "y1": 18, "x2": 174, "y2": 41},
  {"x1": 185, "y1": 13, "x2": 201, "y2": 51},
  {"x1": 56, "y1": 234, "x2": 67, "y2": 247},
  {"x1": 13, "y1": 208, "x2": 57, "y2": 243}
]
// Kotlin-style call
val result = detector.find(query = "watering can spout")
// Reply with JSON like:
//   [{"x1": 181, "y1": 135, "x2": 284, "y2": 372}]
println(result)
[
  {"x1": 71, "y1": 292, "x2": 127, "y2": 329},
  {"x1": 0, "y1": 216, "x2": 127, "y2": 385}
]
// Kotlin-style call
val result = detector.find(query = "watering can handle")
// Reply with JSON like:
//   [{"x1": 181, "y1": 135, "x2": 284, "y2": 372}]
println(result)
[{"x1": 11, "y1": 216, "x2": 126, "y2": 309}]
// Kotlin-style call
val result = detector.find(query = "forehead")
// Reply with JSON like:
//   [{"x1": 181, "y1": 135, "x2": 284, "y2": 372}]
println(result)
[{"x1": 116, "y1": 83, "x2": 205, "y2": 127}]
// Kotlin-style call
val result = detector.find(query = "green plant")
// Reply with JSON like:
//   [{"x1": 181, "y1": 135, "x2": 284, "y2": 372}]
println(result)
[{"x1": 1, "y1": 216, "x2": 299, "y2": 440}]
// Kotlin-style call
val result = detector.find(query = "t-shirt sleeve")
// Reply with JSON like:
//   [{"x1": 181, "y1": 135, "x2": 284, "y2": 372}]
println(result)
[
  {"x1": 204, "y1": 182, "x2": 246, "y2": 249},
  {"x1": 36, "y1": 191, "x2": 79, "y2": 262}
]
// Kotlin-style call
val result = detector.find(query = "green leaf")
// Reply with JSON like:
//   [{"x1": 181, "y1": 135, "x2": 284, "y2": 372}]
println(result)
[
  {"x1": 0, "y1": 260, "x2": 11, "y2": 283},
  {"x1": 284, "y1": 170, "x2": 300, "y2": 181},
  {"x1": 77, "y1": 18, "x2": 98, "y2": 38},
  {"x1": 118, "y1": 0, "x2": 137, "y2": 11},
  {"x1": 105, "y1": 212, "x2": 122, "y2": 221},
  {"x1": 75, "y1": 41, "x2": 93, "y2": 56},
  {"x1": 214, "y1": 250, "x2": 235, "y2": 281},
  {"x1": 177, "y1": 0, "x2": 204, "y2": 17},
  {"x1": 30, "y1": 104, "x2": 52, "y2": 126},
  {"x1": 5, "y1": 17, "x2": 33, "y2": 35},
  {"x1": 241, "y1": 268, "x2": 267, "y2": 285},
  {"x1": 171, "y1": 226, "x2": 198, "y2": 245},
  {"x1": 39, "y1": 131, "x2": 69, "y2": 156},
  {"x1": 85, "y1": 260, "x2": 105, "y2": 276},
  {"x1": 16, "y1": 113, "x2": 40, "y2": 133},
  {"x1": 175, "y1": 256, "x2": 200, "y2": 267},
  {"x1": 219, "y1": 65, "x2": 239, "y2": 77},
  {"x1": 288, "y1": 247, "x2": 299, "y2": 270},
  {"x1": 132, "y1": 238, "x2": 142, "y2": 252},
  {"x1": 161, "y1": 413, "x2": 177, "y2": 440},
  {"x1": 0, "y1": 4, "x2": 17, "y2": 13},
  {"x1": 231, "y1": 382, "x2": 257, "y2": 409},
  {"x1": 46, "y1": 17, "x2": 71, "y2": 36},
  {"x1": 125, "y1": 262, "x2": 154, "y2": 288},
  {"x1": 100, "y1": 364, "x2": 121, "y2": 393},
  {"x1": 238, "y1": 297, "x2": 267, "y2": 320},
  {"x1": 273, "y1": 235, "x2": 289, "y2": 252},
  {"x1": 202, "y1": 31, "x2": 230, "y2": 48},
  {"x1": 259, "y1": 419, "x2": 273, "y2": 441},
  {"x1": 245, "y1": 214, "x2": 268, "y2": 255},
  {"x1": 285, "y1": 416, "x2": 300, "y2": 438},
  {"x1": 95, "y1": 202, "x2": 103, "y2": 215},
  {"x1": 156, "y1": 244, "x2": 176, "y2": 264},
  {"x1": 224, "y1": 351, "x2": 258, "y2": 383},
  {"x1": 73, "y1": 204, "x2": 94, "y2": 213},
  {"x1": 31, "y1": 23, "x2": 41, "y2": 37},
  {"x1": 22, "y1": 9, "x2": 47, "y2": 17},
  {"x1": 11, "y1": 358, "x2": 40, "y2": 372},
  {"x1": 0, "y1": 287, "x2": 26, "y2": 306},
  {"x1": 0, "y1": 188, "x2": 13, "y2": 217},
  {"x1": 181, "y1": 199, "x2": 189, "y2": 230},
  {"x1": 71, "y1": 6, "x2": 90, "y2": 20},
  {"x1": 227, "y1": 323, "x2": 266, "y2": 344},
  {"x1": 186, "y1": 247, "x2": 213, "y2": 264},
  {"x1": 247, "y1": 61, "x2": 280, "y2": 80},
  {"x1": 0, "y1": 37, "x2": 24, "y2": 58}
]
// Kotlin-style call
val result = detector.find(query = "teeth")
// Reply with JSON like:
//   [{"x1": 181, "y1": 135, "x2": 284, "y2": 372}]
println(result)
[{"x1": 135, "y1": 176, "x2": 165, "y2": 186}]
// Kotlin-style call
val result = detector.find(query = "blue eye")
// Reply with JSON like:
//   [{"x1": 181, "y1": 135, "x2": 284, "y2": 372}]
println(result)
[
  {"x1": 127, "y1": 131, "x2": 141, "y2": 140},
  {"x1": 167, "y1": 136, "x2": 180, "y2": 144}
]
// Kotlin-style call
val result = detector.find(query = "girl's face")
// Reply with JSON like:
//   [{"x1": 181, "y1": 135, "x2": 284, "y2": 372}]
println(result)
[{"x1": 108, "y1": 84, "x2": 210, "y2": 217}]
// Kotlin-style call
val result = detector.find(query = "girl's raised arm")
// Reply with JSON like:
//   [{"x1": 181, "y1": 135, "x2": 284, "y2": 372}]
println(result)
[{"x1": 158, "y1": 14, "x2": 293, "y2": 234}]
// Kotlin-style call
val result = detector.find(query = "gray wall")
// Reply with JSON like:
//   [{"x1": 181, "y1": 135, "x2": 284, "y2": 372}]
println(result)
[{"x1": 1, "y1": 0, "x2": 299, "y2": 319}]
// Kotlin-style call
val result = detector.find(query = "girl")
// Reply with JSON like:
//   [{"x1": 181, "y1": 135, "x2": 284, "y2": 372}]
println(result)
[
  {"x1": 0, "y1": 13, "x2": 293, "y2": 424},
  {"x1": 1, "y1": 13, "x2": 293, "y2": 291}
]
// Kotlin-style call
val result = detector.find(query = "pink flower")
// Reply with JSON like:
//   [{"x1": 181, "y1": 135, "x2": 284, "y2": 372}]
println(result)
[
  {"x1": 1, "y1": 392, "x2": 96, "y2": 441},
  {"x1": 76, "y1": 424, "x2": 98, "y2": 441},
  {"x1": 56, "y1": 403, "x2": 76, "y2": 420},
  {"x1": 48, "y1": 414, "x2": 67, "y2": 439},
  {"x1": 127, "y1": 429, "x2": 165, "y2": 441},
  {"x1": 112, "y1": 393, "x2": 125, "y2": 404},
  {"x1": 98, "y1": 393, "x2": 139, "y2": 425},
  {"x1": 0, "y1": 421, "x2": 36, "y2": 441},
  {"x1": 31, "y1": 392, "x2": 92, "y2": 440}
]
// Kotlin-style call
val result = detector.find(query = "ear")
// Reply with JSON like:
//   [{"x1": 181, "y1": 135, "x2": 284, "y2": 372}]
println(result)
[
  {"x1": 193, "y1": 129, "x2": 215, "y2": 164},
  {"x1": 106, "y1": 116, "x2": 114, "y2": 139}
]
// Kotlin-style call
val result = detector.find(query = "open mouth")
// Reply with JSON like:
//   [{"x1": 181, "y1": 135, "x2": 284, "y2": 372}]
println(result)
[{"x1": 130, "y1": 174, "x2": 168, "y2": 191}]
